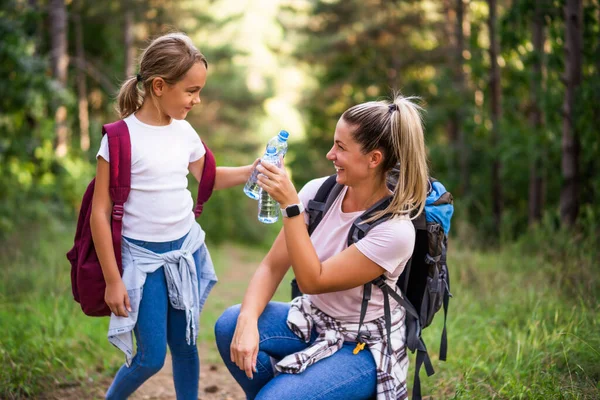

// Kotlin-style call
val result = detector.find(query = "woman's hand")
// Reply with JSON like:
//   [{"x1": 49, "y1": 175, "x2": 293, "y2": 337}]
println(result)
[
  {"x1": 256, "y1": 159, "x2": 300, "y2": 208},
  {"x1": 230, "y1": 313, "x2": 259, "y2": 379},
  {"x1": 105, "y1": 280, "x2": 131, "y2": 317}
]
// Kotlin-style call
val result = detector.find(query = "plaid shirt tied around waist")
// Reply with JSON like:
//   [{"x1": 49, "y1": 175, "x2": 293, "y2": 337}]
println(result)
[{"x1": 275, "y1": 295, "x2": 409, "y2": 400}]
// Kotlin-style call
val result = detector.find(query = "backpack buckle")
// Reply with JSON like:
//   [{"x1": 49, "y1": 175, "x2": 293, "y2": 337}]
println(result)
[{"x1": 112, "y1": 204, "x2": 124, "y2": 221}]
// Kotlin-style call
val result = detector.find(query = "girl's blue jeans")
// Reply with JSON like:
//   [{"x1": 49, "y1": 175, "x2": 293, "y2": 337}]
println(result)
[
  {"x1": 215, "y1": 302, "x2": 378, "y2": 400},
  {"x1": 105, "y1": 234, "x2": 202, "y2": 400}
]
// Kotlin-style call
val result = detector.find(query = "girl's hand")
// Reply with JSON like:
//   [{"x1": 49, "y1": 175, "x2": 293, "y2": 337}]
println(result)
[
  {"x1": 256, "y1": 159, "x2": 299, "y2": 208},
  {"x1": 230, "y1": 314, "x2": 259, "y2": 379},
  {"x1": 105, "y1": 280, "x2": 131, "y2": 317}
]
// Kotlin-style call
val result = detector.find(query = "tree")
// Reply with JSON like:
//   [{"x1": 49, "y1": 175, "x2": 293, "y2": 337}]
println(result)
[
  {"x1": 73, "y1": 5, "x2": 90, "y2": 151},
  {"x1": 488, "y1": 0, "x2": 503, "y2": 232},
  {"x1": 528, "y1": 0, "x2": 546, "y2": 225},
  {"x1": 560, "y1": 0, "x2": 583, "y2": 227},
  {"x1": 49, "y1": 0, "x2": 69, "y2": 157}
]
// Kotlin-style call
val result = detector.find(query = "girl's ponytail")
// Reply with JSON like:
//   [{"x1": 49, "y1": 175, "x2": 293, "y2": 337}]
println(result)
[{"x1": 116, "y1": 76, "x2": 142, "y2": 119}]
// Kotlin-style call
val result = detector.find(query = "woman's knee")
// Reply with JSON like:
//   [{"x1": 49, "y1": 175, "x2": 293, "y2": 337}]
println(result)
[{"x1": 214, "y1": 304, "x2": 241, "y2": 345}]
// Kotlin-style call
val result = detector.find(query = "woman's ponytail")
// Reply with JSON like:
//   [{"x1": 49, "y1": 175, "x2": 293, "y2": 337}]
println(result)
[
  {"x1": 116, "y1": 76, "x2": 142, "y2": 119},
  {"x1": 388, "y1": 96, "x2": 429, "y2": 219},
  {"x1": 342, "y1": 93, "x2": 429, "y2": 221}
]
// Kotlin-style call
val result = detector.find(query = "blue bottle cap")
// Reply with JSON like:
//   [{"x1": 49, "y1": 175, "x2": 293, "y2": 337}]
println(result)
[{"x1": 278, "y1": 130, "x2": 289, "y2": 140}]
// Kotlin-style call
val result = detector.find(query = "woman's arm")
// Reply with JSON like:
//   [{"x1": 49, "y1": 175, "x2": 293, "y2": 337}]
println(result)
[
  {"x1": 90, "y1": 157, "x2": 131, "y2": 317},
  {"x1": 189, "y1": 157, "x2": 258, "y2": 190},
  {"x1": 231, "y1": 227, "x2": 292, "y2": 379},
  {"x1": 256, "y1": 161, "x2": 387, "y2": 294}
]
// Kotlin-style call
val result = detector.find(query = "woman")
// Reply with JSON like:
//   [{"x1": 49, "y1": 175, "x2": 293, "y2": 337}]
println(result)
[{"x1": 215, "y1": 94, "x2": 429, "y2": 400}]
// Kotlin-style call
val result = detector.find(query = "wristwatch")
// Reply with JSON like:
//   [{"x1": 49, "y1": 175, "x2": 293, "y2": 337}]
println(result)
[{"x1": 281, "y1": 203, "x2": 305, "y2": 218}]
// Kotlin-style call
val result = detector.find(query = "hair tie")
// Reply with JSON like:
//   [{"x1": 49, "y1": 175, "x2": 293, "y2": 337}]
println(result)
[
  {"x1": 136, "y1": 73, "x2": 143, "y2": 83},
  {"x1": 388, "y1": 103, "x2": 398, "y2": 113}
]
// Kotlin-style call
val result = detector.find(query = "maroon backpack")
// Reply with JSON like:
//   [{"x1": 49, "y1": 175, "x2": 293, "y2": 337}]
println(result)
[{"x1": 66, "y1": 120, "x2": 217, "y2": 316}]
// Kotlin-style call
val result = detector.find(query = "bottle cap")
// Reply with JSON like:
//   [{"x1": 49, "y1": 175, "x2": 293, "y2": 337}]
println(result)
[{"x1": 278, "y1": 130, "x2": 289, "y2": 140}]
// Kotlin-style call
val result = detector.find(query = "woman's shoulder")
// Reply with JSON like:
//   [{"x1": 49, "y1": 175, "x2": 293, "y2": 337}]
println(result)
[
  {"x1": 369, "y1": 215, "x2": 415, "y2": 241},
  {"x1": 298, "y1": 176, "x2": 333, "y2": 204}
]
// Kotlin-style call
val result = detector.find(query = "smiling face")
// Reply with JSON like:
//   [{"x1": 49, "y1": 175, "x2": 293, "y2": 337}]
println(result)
[
  {"x1": 326, "y1": 117, "x2": 377, "y2": 186},
  {"x1": 154, "y1": 62, "x2": 207, "y2": 121}
]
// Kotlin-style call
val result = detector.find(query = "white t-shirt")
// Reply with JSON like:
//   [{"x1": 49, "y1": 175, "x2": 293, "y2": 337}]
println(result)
[
  {"x1": 298, "y1": 177, "x2": 416, "y2": 322},
  {"x1": 97, "y1": 113, "x2": 206, "y2": 242}
]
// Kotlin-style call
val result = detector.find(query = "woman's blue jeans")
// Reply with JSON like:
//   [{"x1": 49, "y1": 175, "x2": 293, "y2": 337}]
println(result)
[
  {"x1": 215, "y1": 302, "x2": 378, "y2": 400},
  {"x1": 105, "y1": 234, "x2": 202, "y2": 400}
]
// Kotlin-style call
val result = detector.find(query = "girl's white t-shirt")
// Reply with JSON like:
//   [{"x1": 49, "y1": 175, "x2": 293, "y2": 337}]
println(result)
[
  {"x1": 97, "y1": 113, "x2": 206, "y2": 242},
  {"x1": 298, "y1": 177, "x2": 416, "y2": 322}
]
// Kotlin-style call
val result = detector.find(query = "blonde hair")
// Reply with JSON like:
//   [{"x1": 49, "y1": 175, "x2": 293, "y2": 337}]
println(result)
[
  {"x1": 341, "y1": 94, "x2": 429, "y2": 220},
  {"x1": 116, "y1": 32, "x2": 208, "y2": 119}
]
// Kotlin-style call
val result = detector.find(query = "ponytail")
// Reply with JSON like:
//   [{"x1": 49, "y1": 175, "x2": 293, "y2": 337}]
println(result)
[
  {"x1": 116, "y1": 76, "x2": 142, "y2": 119},
  {"x1": 341, "y1": 94, "x2": 429, "y2": 221},
  {"x1": 386, "y1": 96, "x2": 429, "y2": 220}
]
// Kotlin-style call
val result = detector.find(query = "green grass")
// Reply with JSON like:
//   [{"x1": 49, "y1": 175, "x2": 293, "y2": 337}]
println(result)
[{"x1": 1, "y1": 220, "x2": 599, "y2": 399}]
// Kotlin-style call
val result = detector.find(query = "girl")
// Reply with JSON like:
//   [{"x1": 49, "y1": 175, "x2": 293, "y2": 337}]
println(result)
[
  {"x1": 215, "y1": 95, "x2": 429, "y2": 399},
  {"x1": 90, "y1": 32, "x2": 254, "y2": 400}
]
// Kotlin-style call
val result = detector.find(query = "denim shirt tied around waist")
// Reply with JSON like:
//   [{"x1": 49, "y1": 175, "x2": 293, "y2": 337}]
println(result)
[{"x1": 107, "y1": 222, "x2": 217, "y2": 366}]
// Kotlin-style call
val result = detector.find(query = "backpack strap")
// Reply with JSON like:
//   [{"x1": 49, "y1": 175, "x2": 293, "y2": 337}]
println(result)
[
  {"x1": 348, "y1": 198, "x2": 437, "y2": 400},
  {"x1": 307, "y1": 175, "x2": 342, "y2": 235},
  {"x1": 103, "y1": 120, "x2": 131, "y2": 272},
  {"x1": 194, "y1": 141, "x2": 216, "y2": 217},
  {"x1": 372, "y1": 277, "x2": 435, "y2": 400}
]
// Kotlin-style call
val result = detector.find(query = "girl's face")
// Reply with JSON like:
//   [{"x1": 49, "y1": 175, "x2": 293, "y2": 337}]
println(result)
[
  {"x1": 155, "y1": 62, "x2": 207, "y2": 121},
  {"x1": 326, "y1": 118, "x2": 374, "y2": 186}
]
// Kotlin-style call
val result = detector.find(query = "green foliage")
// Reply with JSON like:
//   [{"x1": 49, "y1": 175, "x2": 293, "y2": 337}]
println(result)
[{"x1": 282, "y1": 0, "x2": 600, "y2": 241}]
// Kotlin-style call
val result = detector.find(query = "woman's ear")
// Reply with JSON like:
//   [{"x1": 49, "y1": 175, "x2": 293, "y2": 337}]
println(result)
[
  {"x1": 152, "y1": 77, "x2": 165, "y2": 97},
  {"x1": 369, "y1": 149, "x2": 383, "y2": 169}
]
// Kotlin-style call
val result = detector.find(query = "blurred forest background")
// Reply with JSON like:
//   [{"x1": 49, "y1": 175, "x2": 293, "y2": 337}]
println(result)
[{"x1": 1, "y1": 0, "x2": 599, "y2": 398}]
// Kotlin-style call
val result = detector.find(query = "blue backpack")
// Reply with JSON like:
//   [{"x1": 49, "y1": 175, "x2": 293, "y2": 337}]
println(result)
[{"x1": 291, "y1": 174, "x2": 454, "y2": 400}]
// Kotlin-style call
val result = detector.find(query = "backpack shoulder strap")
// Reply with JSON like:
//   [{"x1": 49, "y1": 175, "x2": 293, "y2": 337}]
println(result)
[
  {"x1": 307, "y1": 175, "x2": 342, "y2": 235},
  {"x1": 103, "y1": 120, "x2": 131, "y2": 207},
  {"x1": 194, "y1": 141, "x2": 216, "y2": 217},
  {"x1": 102, "y1": 120, "x2": 131, "y2": 271}
]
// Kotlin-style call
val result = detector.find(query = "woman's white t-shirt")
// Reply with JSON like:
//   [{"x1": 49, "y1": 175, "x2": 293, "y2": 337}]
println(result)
[
  {"x1": 96, "y1": 113, "x2": 205, "y2": 242},
  {"x1": 298, "y1": 177, "x2": 416, "y2": 322}
]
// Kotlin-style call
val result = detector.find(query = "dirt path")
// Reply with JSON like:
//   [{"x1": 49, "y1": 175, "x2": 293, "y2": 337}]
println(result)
[{"x1": 47, "y1": 354, "x2": 245, "y2": 400}]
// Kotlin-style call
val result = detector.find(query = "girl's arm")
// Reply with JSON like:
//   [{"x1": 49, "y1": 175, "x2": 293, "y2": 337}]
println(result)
[
  {"x1": 90, "y1": 157, "x2": 131, "y2": 317},
  {"x1": 188, "y1": 156, "x2": 258, "y2": 190},
  {"x1": 256, "y1": 162, "x2": 387, "y2": 294},
  {"x1": 231, "y1": 227, "x2": 292, "y2": 380}
]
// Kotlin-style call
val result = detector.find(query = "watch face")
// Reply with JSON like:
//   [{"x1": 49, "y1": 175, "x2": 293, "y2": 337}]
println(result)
[{"x1": 286, "y1": 205, "x2": 301, "y2": 217}]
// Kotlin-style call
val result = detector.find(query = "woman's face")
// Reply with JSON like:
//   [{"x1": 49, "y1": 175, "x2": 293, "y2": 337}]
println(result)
[{"x1": 326, "y1": 118, "x2": 372, "y2": 186}]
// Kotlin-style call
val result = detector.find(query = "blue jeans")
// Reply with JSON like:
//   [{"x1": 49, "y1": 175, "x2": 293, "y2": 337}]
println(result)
[
  {"x1": 105, "y1": 234, "x2": 202, "y2": 400},
  {"x1": 215, "y1": 302, "x2": 378, "y2": 400}
]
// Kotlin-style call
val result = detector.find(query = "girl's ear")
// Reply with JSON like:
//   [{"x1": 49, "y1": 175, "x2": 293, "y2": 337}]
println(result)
[
  {"x1": 369, "y1": 149, "x2": 383, "y2": 169},
  {"x1": 152, "y1": 77, "x2": 165, "y2": 97}
]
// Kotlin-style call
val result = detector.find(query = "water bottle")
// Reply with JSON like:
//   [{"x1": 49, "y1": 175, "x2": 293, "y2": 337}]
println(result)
[
  {"x1": 257, "y1": 146, "x2": 282, "y2": 224},
  {"x1": 244, "y1": 130, "x2": 289, "y2": 200}
]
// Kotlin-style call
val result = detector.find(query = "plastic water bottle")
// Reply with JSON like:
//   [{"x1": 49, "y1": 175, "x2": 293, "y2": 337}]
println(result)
[
  {"x1": 257, "y1": 146, "x2": 282, "y2": 224},
  {"x1": 244, "y1": 130, "x2": 289, "y2": 200}
]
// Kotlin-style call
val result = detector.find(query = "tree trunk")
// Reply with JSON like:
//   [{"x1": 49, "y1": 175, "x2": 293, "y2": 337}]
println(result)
[
  {"x1": 49, "y1": 0, "x2": 69, "y2": 157},
  {"x1": 560, "y1": 0, "x2": 583, "y2": 227},
  {"x1": 74, "y1": 10, "x2": 90, "y2": 151},
  {"x1": 456, "y1": 0, "x2": 469, "y2": 197},
  {"x1": 528, "y1": 0, "x2": 546, "y2": 226},
  {"x1": 124, "y1": 10, "x2": 135, "y2": 78},
  {"x1": 488, "y1": 0, "x2": 503, "y2": 233}
]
